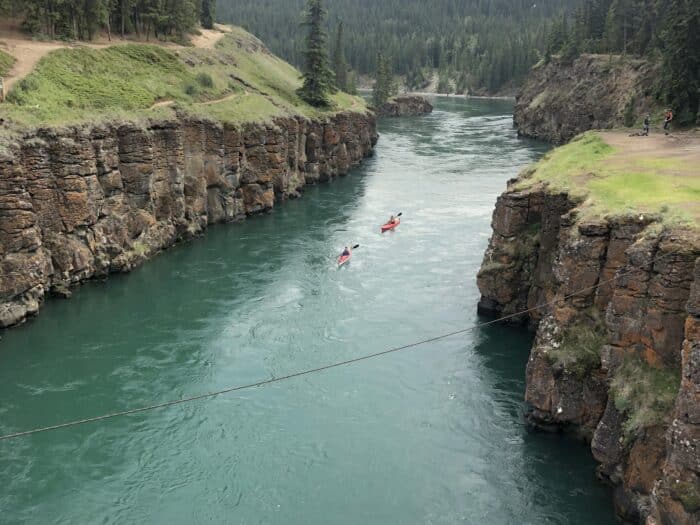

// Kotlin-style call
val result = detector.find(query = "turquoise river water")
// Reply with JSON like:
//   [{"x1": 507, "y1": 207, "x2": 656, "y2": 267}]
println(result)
[{"x1": 0, "y1": 98, "x2": 617, "y2": 524}]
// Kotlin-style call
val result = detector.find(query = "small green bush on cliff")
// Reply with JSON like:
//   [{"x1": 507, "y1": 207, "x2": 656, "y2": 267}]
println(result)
[
  {"x1": 671, "y1": 481, "x2": 700, "y2": 514},
  {"x1": 611, "y1": 356, "x2": 680, "y2": 442},
  {"x1": 546, "y1": 322, "x2": 606, "y2": 379}
]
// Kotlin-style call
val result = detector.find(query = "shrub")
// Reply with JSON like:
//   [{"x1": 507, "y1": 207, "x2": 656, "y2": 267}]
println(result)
[
  {"x1": 184, "y1": 82, "x2": 199, "y2": 96},
  {"x1": 546, "y1": 322, "x2": 606, "y2": 379},
  {"x1": 611, "y1": 356, "x2": 680, "y2": 442},
  {"x1": 671, "y1": 481, "x2": 700, "y2": 513},
  {"x1": 196, "y1": 72, "x2": 214, "y2": 88}
]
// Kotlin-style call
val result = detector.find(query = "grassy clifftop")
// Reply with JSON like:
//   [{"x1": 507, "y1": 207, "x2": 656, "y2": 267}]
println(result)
[
  {"x1": 517, "y1": 131, "x2": 700, "y2": 228},
  {"x1": 0, "y1": 26, "x2": 365, "y2": 128}
]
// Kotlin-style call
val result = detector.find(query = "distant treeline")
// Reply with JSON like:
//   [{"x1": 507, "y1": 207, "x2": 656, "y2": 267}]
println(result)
[
  {"x1": 0, "y1": 0, "x2": 216, "y2": 41},
  {"x1": 216, "y1": 0, "x2": 578, "y2": 94},
  {"x1": 546, "y1": 0, "x2": 699, "y2": 123}
]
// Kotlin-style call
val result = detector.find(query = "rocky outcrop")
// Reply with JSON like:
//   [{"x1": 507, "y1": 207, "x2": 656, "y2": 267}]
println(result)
[
  {"x1": 376, "y1": 95, "x2": 433, "y2": 117},
  {"x1": 514, "y1": 55, "x2": 659, "y2": 144},
  {"x1": 0, "y1": 111, "x2": 377, "y2": 328},
  {"x1": 477, "y1": 175, "x2": 700, "y2": 524}
]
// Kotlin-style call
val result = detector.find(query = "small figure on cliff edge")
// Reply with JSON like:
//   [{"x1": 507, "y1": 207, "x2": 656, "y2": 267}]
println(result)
[
  {"x1": 642, "y1": 114, "x2": 650, "y2": 136},
  {"x1": 663, "y1": 108, "x2": 673, "y2": 134}
]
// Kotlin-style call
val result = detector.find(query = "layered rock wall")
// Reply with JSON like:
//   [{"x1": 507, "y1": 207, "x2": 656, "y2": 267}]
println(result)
[
  {"x1": 514, "y1": 54, "x2": 659, "y2": 144},
  {"x1": 477, "y1": 177, "x2": 700, "y2": 524},
  {"x1": 0, "y1": 112, "x2": 377, "y2": 327}
]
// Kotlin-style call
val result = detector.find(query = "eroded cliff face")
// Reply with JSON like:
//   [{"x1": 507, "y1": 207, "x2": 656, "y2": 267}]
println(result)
[
  {"x1": 514, "y1": 55, "x2": 659, "y2": 144},
  {"x1": 477, "y1": 176, "x2": 700, "y2": 524},
  {"x1": 0, "y1": 111, "x2": 377, "y2": 328}
]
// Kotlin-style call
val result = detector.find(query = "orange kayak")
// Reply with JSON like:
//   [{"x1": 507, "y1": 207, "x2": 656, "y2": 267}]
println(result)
[
  {"x1": 381, "y1": 218, "x2": 400, "y2": 232},
  {"x1": 338, "y1": 253, "x2": 351, "y2": 266}
]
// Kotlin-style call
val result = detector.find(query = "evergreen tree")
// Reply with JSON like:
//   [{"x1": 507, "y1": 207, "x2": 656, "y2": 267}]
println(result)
[
  {"x1": 201, "y1": 0, "x2": 216, "y2": 29},
  {"x1": 332, "y1": 22, "x2": 348, "y2": 91},
  {"x1": 660, "y1": 0, "x2": 700, "y2": 124},
  {"x1": 373, "y1": 53, "x2": 394, "y2": 106},
  {"x1": 373, "y1": 53, "x2": 387, "y2": 106},
  {"x1": 297, "y1": 0, "x2": 336, "y2": 107},
  {"x1": 346, "y1": 70, "x2": 358, "y2": 95}
]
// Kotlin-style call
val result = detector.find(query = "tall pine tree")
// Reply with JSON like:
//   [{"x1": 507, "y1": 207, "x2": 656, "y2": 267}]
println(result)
[
  {"x1": 332, "y1": 22, "x2": 348, "y2": 91},
  {"x1": 660, "y1": 0, "x2": 700, "y2": 124},
  {"x1": 297, "y1": 0, "x2": 336, "y2": 107}
]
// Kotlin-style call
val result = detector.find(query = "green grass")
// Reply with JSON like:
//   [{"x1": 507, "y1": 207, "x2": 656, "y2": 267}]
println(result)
[
  {"x1": 517, "y1": 132, "x2": 700, "y2": 227},
  {"x1": 0, "y1": 27, "x2": 367, "y2": 128},
  {"x1": 545, "y1": 322, "x2": 606, "y2": 379},
  {"x1": 611, "y1": 356, "x2": 681, "y2": 443},
  {"x1": 0, "y1": 49, "x2": 16, "y2": 77}
]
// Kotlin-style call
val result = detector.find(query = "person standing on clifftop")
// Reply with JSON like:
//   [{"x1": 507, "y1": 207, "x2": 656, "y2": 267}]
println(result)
[
  {"x1": 642, "y1": 114, "x2": 650, "y2": 136},
  {"x1": 663, "y1": 109, "x2": 673, "y2": 133}
]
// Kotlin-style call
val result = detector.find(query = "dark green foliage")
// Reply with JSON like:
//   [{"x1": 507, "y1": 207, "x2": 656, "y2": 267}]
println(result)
[
  {"x1": 372, "y1": 53, "x2": 396, "y2": 106},
  {"x1": 659, "y1": 0, "x2": 700, "y2": 125},
  {"x1": 332, "y1": 22, "x2": 348, "y2": 91},
  {"x1": 201, "y1": 0, "x2": 216, "y2": 29},
  {"x1": 196, "y1": 72, "x2": 214, "y2": 87},
  {"x1": 544, "y1": 0, "x2": 699, "y2": 123},
  {"x1": 3, "y1": 0, "x2": 215, "y2": 41},
  {"x1": 297, "y1": 0, "x2": 336, "y2": 107},
  {"x1": 217, "y1": 0, "x2": 578, "y2": 93}
]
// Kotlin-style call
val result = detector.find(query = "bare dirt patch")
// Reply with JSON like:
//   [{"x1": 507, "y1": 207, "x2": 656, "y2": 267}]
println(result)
[{"x1": 601, "y1": 130, "x2": 700, "y2": 177}]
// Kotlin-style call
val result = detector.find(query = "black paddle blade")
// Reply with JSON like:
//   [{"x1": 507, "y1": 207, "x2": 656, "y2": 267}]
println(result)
[
  {"x1": 396, "y1": 212, "x2": 403, "y2": 217},
  {"x1": 352, "y1": 244, "x2": 360, "y2": 249}
]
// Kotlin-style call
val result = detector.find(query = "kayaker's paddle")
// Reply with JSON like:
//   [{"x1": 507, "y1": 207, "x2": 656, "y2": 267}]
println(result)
[{"x1": 352, "y1": 244, "x2": 360, "y2": 250}]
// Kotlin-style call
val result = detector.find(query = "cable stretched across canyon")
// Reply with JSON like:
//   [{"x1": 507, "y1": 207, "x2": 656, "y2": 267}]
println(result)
[{"x1": 0, "y1": 249, "x2": 681, "y2": 442}]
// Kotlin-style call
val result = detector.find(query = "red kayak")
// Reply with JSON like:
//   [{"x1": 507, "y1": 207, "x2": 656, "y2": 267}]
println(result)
[
  {"x1": 337, "y1": 253, "x2": 351, "y2": 266},
  {"x1": 381, "y1": 218, "x2": 400, "y2": 232}
]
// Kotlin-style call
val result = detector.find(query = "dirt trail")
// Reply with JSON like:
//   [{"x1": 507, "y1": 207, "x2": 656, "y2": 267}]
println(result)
[
  {"x1": 0, "y1": 20, "x2": 231, "y2": 93},
  {"x1": 600, "y1": 130, "x2": 700, "y2": 176}
]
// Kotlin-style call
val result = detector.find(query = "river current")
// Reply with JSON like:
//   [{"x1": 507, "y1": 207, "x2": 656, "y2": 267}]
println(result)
[{"x1": 0, "y1": 98, "x2": 616, "y2": 524}]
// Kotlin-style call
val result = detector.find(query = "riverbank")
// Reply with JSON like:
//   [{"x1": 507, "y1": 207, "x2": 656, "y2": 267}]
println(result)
[
  {"x1": 0, "y1": 25, "x2": 378, "y2": 329},
  {"x1": 0, "y1": 98, "x2": 620, "y2": 524},
  {"x1": 0, "y1": 111, "x2": 377, "y2": 329},
  {"x1": 477, "y1": 130, "x2": 700, "y2": 524}
]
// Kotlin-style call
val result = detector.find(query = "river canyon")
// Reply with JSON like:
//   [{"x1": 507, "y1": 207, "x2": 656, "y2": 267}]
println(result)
[{"x1": 0, "y1": 98, "x2": 621, "y2": 524}]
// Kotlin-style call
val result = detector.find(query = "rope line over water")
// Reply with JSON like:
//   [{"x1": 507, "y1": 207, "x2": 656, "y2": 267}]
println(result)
[{"x1": 0, "y1": 249, "x2": 680, "y2": 442}]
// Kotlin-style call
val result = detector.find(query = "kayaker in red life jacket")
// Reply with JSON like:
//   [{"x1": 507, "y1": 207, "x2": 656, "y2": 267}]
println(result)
[{"x1": 341, "y1": 246, "x2": 351, "y2": 257}]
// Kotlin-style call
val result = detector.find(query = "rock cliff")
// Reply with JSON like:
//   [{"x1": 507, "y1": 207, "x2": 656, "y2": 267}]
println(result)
[
  {"x1": 376, "y1": 95, "x2": 433, "y2": 117},
  {"x1": 514, "y1": 54, "x2": 659, "y2": 144},
  {"x1": 0, "y1": 111, "x2": 377, "y2": 328},
  {"x1": 477, "y1": 176, "x2": 700, "y2": 524}
]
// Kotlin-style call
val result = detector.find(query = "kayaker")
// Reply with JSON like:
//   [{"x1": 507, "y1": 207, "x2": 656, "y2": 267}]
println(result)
[
  {"x1": 340, "y1": 246, "x2": 351, "y2": 257},
  {"x1": 388, "y1": 215, "x2": 396, "y2": 224}
]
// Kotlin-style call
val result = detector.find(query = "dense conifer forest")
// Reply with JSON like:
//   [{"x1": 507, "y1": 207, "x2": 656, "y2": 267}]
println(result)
[
  {"x1": 218, "y1": 0, "x2": 697, "y2": 121},
  {"x1": 1, "y1": 0, "x2": 697, "y2": 121},
  {"x1": 218, "y1": 0, "x2": 577, "y2": 93},
  {"x1": 0, "y1": 0, "x2": 216, "y2": 41}
]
